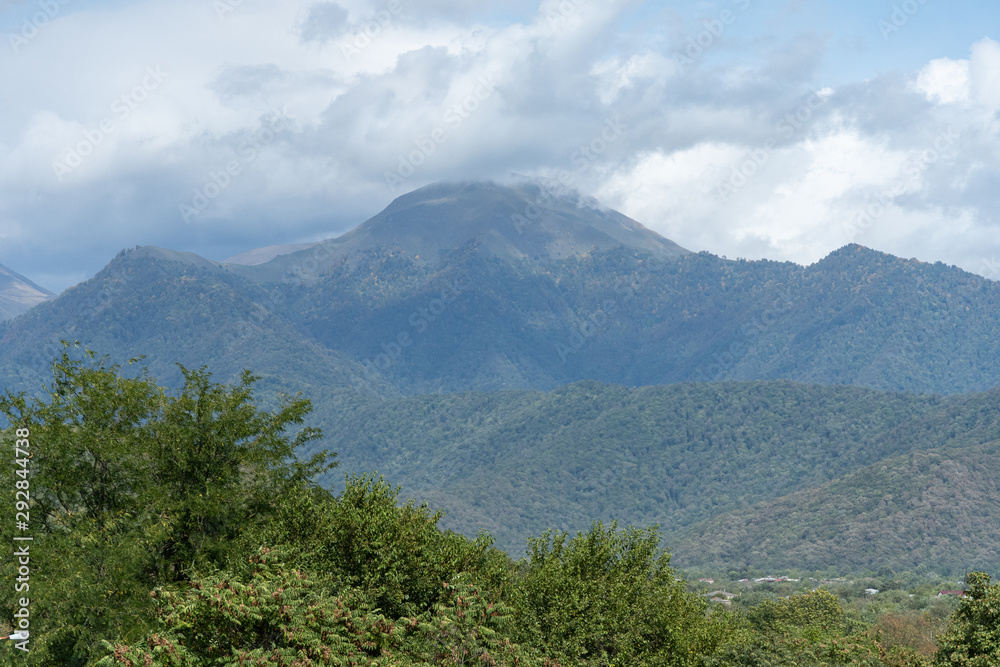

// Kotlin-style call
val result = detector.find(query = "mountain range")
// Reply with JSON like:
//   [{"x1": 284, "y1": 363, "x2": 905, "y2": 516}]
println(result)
[{"x1": 1, "y1": 179, "x2": 999, "y2": 573}]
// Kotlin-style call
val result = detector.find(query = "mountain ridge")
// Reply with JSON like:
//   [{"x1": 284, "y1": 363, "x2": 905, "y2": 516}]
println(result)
[
  {"x1": 0, "y1": 262, "x2": 55, "y2": 322},
  {"x1": 2, "y1": 185, "x2": 1000, "y2": 396}
]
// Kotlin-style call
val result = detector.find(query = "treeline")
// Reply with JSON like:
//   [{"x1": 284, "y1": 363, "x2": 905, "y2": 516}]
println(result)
[{"x1": 0, "y1": 352, "x2": 997, "y2": 665}]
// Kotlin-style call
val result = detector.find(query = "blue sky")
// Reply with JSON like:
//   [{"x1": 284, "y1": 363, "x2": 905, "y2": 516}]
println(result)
[{"x1": 1, "y1": 0, "x2": 998, "y2": 292}]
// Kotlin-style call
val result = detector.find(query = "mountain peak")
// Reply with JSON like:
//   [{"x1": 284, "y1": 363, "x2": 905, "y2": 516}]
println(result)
[
  {"x1": 365, "y1": 179, "x2": 690, "y2": 262},
  {"x1": 227, "y1": 180, "x2": 690, "y2": 276}
]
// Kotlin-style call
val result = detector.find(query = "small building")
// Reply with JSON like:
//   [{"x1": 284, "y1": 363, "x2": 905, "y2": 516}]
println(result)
[
  {"x1": 938, "y1": 590, "x2": 966, "y2": 597},
  {"x1": 707, "y1": 591, "x2": 737, "y2": 600}
]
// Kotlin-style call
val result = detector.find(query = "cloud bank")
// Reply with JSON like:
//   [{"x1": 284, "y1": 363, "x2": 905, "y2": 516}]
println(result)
[{"x1": 0, "y1": 0, "x2": 997, "y2": 290}]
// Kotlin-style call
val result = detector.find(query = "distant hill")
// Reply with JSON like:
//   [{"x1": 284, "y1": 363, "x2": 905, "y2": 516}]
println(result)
[
  {"x1": 222, "y1": 242, "x2": 319, "y2": 266},
  {"x1": 315, "y1": 379, "x2": 1000, "y2": 572},
  {"x1": 0, "y1": 247, "x2": 389, "y2": 404},
  {"x1": 670, "y1": 442, "x2": 1000, "y2": 574},
  {"x1": 240, "y1": 234, "x2": 1000, "y2": 396},
  {"x1": 0, "y1": 263, "x2": 53, "y2": 321}
]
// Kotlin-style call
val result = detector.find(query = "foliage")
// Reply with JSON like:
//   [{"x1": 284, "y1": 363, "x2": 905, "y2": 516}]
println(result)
[
  {"x1": 404, "y1": 577, "x2": 547, "y2": 667},
  {"x1": 746, "y1": 589, "x2": 852, "y2": 635},
  {"x1": 234, "y1": 472, "x2": 514, "y2": 620},
  {"x1": 873, "y1": 612, "x2": 940, "y2": 660},
  {"x1": 934, "y1": 572, "x2": 1000, "y2": 665},
  {"x1": 94, "y1": 552, "x2": 546, "y2": 667},
  {"x1": 712, "y1": 590, "x2": 934, "y2": 666},
  {"x1": 0, "y1": 347, "x2": 993, "y2": 665},
  {"x1": 512, "y1": 522, "x2": 727, "y2": 666},
  {"x1": 670, "y1": 443, "x2": 1000, "y2": 574},
  {"x1": 93, "y1": 546, "x2": 400, "y2": 666},
  {"x1": 0, "y1": 349, "x2": 335, "y2": 665}
]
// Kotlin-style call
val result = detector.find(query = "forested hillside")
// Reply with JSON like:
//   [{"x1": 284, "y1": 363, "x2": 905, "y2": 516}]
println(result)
[
  {"x1": 671, "y1": 442, "x2": 1000, "y2": 573},
  {"x1": 317, "y1": 380, "x2": 1000, "y2": 571},
  {"x1": 0, "y1": 248, "x2": 389, "y2": 402}
]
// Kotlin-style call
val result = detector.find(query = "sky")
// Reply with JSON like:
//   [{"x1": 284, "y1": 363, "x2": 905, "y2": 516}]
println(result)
[{"x1": 1, "y1": 0, "x2": 998, "y2": 293}]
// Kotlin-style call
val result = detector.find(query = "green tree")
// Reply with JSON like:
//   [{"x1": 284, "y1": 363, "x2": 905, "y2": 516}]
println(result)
[
  {"x1": 746, "y1": 589, "x2": 849, "y2": 635},
  {"x1": 0, "y1": 348, "x2": 335, "y2": 665},
  {"x1": 94, "y1": 546, "x2": 400, "y2": 667},
  {"x1": 96, "y1": 549, "x2": 545, "y2": 667},
  {"x1": 935, "y1": 572, "x2": 1000, "y2": 665},
  {"x1": 235, "y1": 472, "x2": 515, "y2": 621},
  {"x1": 512, "y1": 521, "x2": 727, "y2": 666}
]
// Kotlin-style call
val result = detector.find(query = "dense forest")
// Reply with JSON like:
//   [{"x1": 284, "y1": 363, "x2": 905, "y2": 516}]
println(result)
[
  {"x1": 316, "y1": 379, "x2": 1000, "y2": 572},
  {"x1": 1, "y1": 351, "x2": 999, "y2": 665}
]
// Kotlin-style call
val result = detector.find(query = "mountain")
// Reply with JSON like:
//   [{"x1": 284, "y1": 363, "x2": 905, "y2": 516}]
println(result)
[
  {"x1": 226, "y1": 180, "x2": 690, "y2": 282},
  {"x1": 5, "y1": 180, "x2": 999, "y2": 395},
  {"x1": 222, "y1": 242, "x2": 319, "y2": 266},
  {"x1": 233, "y1": 235, "x2": 1000, "y2": 395},
  {"x1": 3, "y1": 181, "x2": 1000, "y2": 571},
  {"x1": 0, "y1": 263, "x2": 54, "y2": 322},
  {"x1": 0, "y1": 246, "x2": 390, "y2": 404}
]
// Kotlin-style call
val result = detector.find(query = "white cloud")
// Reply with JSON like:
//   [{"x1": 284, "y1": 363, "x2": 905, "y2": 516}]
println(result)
[
  {"x1": 970, "y1": 37, "x2": 1000, "y2": 111},
  {"x1": 0, "y1": 0, "x2": 998, "y2": 291},
  {"x1": 915, "y1": 57, "x2": 970, "y2": 104},
  {"x1": 915, "y1": 38, "x2": 1000, "y2": 111},
  {"x1": 591, "y1": 52, "x2": 678, "y2": 105}
]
